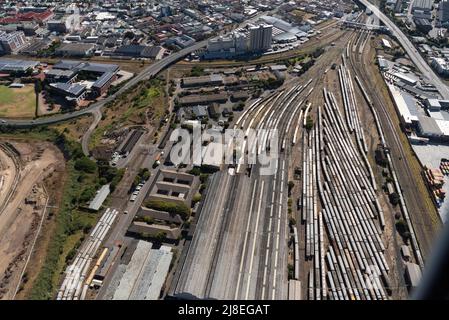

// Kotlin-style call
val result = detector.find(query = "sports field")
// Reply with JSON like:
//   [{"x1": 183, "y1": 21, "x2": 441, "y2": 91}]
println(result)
[{"x1": 0, "y1": 85, "x2": 36, "y2": 118}]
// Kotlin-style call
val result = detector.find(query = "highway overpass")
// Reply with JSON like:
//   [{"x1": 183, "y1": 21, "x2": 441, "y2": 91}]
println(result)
[{"x1": 358, "y1": 0, "x2": 449, "y2": 100}]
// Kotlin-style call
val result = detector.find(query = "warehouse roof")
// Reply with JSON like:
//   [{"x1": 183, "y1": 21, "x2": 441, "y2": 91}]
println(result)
[
  {"x1": 92, "y1": 71, "x2": 115, "y2": 89},
  {"x1": 50, "y1": 82, "x2": 86, "y2": 96},
  {"x1": 418, "y1": 116, "x2": 443, "y2": 136},
  {"x1": 405, "y1": 263, "x2": 422, "y2": 288},
  {"x1": 182, "y1": 74, "x2": 224, "y2": 86},
  {"x1": 0, "y1": 58, "x2": 39, "y2": 72},
  {"x1": 388, "y1": 84, "x2": 419, "y2": 124},
  {"x1": 88, "y1": 184, "x2": 111, "y2": 211},
  {"x1": 57, "y1": 42, "x2": 95, "y2": 53},
  {"x1": 45, "y1": 68, "x2": 75, "y2": 78},
  {"x1": 178, "y1": 93, "x2": 228, "y2": 105}
]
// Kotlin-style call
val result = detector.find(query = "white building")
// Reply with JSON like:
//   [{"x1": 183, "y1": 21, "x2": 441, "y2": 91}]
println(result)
[
  {"x1": 205, "y1": 32, "x2": 249, "y2": 58},
  {"x1": 207, "y1": 35, "x2": 236, "y2": 53},
  {"x1": 248, "y1": 24, "x2": 272, "y2": 52},
  {"x1": 0, "y1": 31, "x2": 28, "y2": 54},
  {"x1": 234, "y1": 32, "x2": 248, "y2": 52}
]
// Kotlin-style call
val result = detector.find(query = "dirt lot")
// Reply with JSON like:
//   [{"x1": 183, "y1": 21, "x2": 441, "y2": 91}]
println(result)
[{"x1": 0, "y1": 140, "x2": 65, "y2": 300}]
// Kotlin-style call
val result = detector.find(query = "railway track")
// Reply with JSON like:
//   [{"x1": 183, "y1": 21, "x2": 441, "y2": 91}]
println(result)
[
  {"x1": 345, "y1": 28, "x2": 438, "y2": 264},
  {"x1": 0, "y1": 142, "x2": 22, "y2": 216}
]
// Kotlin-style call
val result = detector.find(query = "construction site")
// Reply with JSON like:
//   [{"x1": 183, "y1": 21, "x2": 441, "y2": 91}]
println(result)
[{"x1": 0, "y1": 139, "x2": 63, "y2": 300}]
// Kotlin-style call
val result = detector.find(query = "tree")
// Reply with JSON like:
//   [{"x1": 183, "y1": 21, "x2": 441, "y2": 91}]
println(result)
[
  {"x1": 305, "y1": 116, "x2": 314, "y2": 131},
  {"x1": 155, "y1": 231, "x2": 167, "y2": 243},
  {"x1": 192, "y1": 193, "x2": 202, "y2": 205},
  {"x1": 288, "y1": 181, "x2": 295, "y2": 196},
  {"x1": 190, "y1": 66, "x2": 205, "y2": 77},
  {"x1": 74, "y1": 157, "x2": 97, "y2": 173},
  {"x1": 389, "y1": 192, "x2": 400, "y2": 206},
  {"x1": 144, "y1": 199, "x2": 191, "y2": 220}
]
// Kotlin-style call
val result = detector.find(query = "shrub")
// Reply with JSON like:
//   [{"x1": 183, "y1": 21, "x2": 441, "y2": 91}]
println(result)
[
  {"x1": 74, "y1": 157, "x2": 96, "y2": 173},
  {"x1": 144, "y1": 199, "x2": 190, "y2": 220}
]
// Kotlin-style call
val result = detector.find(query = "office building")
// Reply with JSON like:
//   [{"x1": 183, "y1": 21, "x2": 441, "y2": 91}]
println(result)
[
  {"x1": 248, "y1": 24, "x2": 272, "y2": 52},
  {"x1": 0, "y1": 31, "x2": 28, "y2": 53}
]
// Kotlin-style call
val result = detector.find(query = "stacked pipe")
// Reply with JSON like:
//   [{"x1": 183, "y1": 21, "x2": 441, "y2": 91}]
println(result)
[{"x1": 57, "y1": 208, "x2": 119, "y2": 300}]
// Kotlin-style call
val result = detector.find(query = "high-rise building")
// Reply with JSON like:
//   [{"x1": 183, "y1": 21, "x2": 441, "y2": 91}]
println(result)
[
  {"x1": 0, "y1": 31, "x2": 28, "y2": 53},
  {"x1": 439, "y1": 0, "x2": 449, "y2": 24},
  {"x1": 248, "y1": 24, "x2": 272, "y2": 52}
]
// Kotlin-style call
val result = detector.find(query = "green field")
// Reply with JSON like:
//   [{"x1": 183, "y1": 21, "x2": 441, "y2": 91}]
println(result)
[{"x1": 0, "y1": 85, "x2": 36, "y2": 118}]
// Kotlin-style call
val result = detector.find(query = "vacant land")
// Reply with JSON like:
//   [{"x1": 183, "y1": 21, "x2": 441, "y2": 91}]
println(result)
[
  {"x1": 0, "y1": 85, "x2": 36, "y2": 118},
  {"x1": 51, "y1": 115, "x2": 94, "y2": 143},
  {"x1": 89, "y1": 78, "x2": 168, "y2": 151},
  {"x1": 0, "y1": 140, "x2": 63, "y2": 299}
]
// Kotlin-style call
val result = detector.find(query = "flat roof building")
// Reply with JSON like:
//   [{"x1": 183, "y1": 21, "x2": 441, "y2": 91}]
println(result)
[
  {"x1": 147, "y1": 169, "x2": 198, "y2": 207},
  {"x1": 178, "y1": 93, "x2": 228, "y2": 106},
  {"x1": 181, "y1": 74, "x2": 224, "y2": 88},
  {"x1": 0, "y1": 58, "x2": 39, "y2": 72},
  {"x1": 56, "y1": 42, "x2": 96, "y2": 57},
  {"x1": 88, "y1": 184, "x2": 111, "y2": 211},
  {"x1": 417, "y1": 116, "x2": 443, "y2": 137}
]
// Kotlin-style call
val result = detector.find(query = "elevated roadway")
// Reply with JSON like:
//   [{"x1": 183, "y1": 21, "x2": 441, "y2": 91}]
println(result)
[
  {"x1": 0, "y1": 40, "x2": 208, "y2": 128},
  {"x1": 358, "y1": 0, "x2": 449, "y2": 99}
]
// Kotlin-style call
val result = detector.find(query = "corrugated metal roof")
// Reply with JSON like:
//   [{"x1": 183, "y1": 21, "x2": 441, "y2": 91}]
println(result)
[{"x1": 88, "y1": 184, "x2": 111, "y2": 211}]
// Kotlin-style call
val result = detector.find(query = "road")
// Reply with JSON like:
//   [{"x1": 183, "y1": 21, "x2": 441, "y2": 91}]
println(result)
[
  {"x1": 81, "y1": 108, "x2": 101, "y2": 156},
  {"x1": 0, "y1": 9, "x2": 278, "y2": 130},
  {"x1": 0, "y1": 40, "x2": 209, "y2": 129},
  {"x1": 359, "y1": 0, "x2": 449, "y2": 99}
]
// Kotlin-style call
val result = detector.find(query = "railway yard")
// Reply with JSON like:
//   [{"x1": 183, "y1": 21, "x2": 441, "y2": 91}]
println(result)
[
  {"x1": 170, "y1": 15, "x2": 441, "y2": 300},
  {"x1": 0, "y1": 9, "x2": 444, "y2": 301}
]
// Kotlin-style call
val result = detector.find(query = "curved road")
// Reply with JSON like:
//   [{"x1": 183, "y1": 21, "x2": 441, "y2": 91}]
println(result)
[
  {"x1": 359, "y1": 0, "x2": 449, "y2": 99},
  {"x1": 0, "y1": 10, "x2": 276, "y2": 130},
  {"x1": 0, "y1": 40, "x2": 209, "y2": 129}
]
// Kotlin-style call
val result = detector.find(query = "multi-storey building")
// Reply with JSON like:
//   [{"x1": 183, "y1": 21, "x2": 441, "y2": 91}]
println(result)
[
  {"x1": 0, "y1": 31, "x2": 28, "y2": 53},
  {"x1": 248, "y1": 24, "x2": 272, "y2": 52}
]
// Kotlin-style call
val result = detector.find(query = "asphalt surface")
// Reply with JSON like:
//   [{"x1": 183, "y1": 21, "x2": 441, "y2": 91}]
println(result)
[{"x1": 360, "y1": 0, "x2": 449, "y2": 99}]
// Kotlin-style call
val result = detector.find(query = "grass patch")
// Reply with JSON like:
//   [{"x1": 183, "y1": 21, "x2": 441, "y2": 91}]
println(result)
[
  {"x1": 0, "y1": 85, "x2": 36, "y2": 118},
  {"x1": 89, "y1": 78, "x2": 167, "y2": 150}
]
